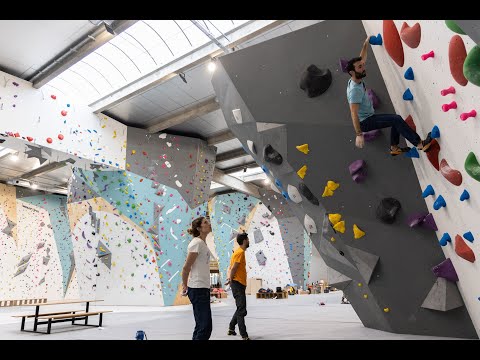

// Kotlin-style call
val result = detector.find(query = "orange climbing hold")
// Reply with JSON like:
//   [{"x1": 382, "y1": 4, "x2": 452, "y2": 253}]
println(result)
[
  {"x1": 440, "y1": 159, "x2": 463, "y2": 186},
  {"x1": 426, "y1": 139, "x2": 440, "y2": 171},
  {"x1": 404, "y1": 115, "x2": 416, "y2": 132},
  {"x1": 449, "y1": 35, "x2": 468, "y2": 86},
  {"x1": 383, "y1": 20, "x2": 405, "y2": 67},
  {"x1": 400, "y1": 22, "x2": 421, "y2": 49},
  {"x1": 455, "y1": 234, "x2": 476, "y2": 263}
]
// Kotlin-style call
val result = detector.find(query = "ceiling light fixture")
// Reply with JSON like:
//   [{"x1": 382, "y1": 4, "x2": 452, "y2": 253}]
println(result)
[
  {"x1": 264, "y1": 178, "x2": 271, "y2": 185},
  {"x1": 10, "y1": 153, "x2": 19, "y2": 162},
  {"x1": 31, "y1": 183, "x2": 38, "y2": 190},
  {"x1": 208, "y1": 59, "x2": 217, "y2": 72}
]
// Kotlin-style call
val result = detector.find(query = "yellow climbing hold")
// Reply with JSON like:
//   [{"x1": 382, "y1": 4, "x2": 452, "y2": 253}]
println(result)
[
  {"x1": 333, "y1": 220, "x2": 346, "y2": 233},
  {"x1": 327, "y1": 181, "x2": 340, "y2": 191},
  {"x1": 328, "y1": 213, "x2": 342, "y2": 225},
  {"x1": 322, "y1": 186, "x2": 334, "y2": 197},
  {"x1": 131, "y1": 150, "x2": 136, "y2": 155},
  {"x1": 384, "y1": 308, "x2": 390, "y2": 313},
  {"x1": 358, "y1": 282, "x2": 363, "y2": 287},
  {"x1": 296, "y1": 144, "x2": 309, "y2": 154},
  {"x1": 363, "y1": 294, "x2": 368, "y2": 299},
  {"x1": 330, "y1": 237, "x2": 336, "y2": 242},
  {"x1": 297, "y1": 165, "x2": 308, "y2": 179},
  {"x1": 353, "y1": 224, "x2": 366, "y2": 239}
]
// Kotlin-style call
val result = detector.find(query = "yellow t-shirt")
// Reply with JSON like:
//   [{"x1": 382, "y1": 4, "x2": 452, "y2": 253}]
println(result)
[{"x1": 229, "y1": 248, "x2": 247, "y2": 286}]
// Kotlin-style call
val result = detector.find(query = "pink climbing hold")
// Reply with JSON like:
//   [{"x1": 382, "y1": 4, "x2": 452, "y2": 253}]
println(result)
[
  {"x1": 61, "y1": 110, "x2": 67, "y2": 116},
  {"x1": 460, "y1": 110, "x2": 476, "y2": 121},
  {"x1": 441, "y1": 86, "x2": 456, "y2": 96},
  {"x1": 421, "y1": 50, "x2": 435, "y2": 61},
  {"x1": 440, "y1": 159, "x2": 463, "y2": 186},
  {"x1": 442, "y1": 101, "x2": 457, "y2": 112}
]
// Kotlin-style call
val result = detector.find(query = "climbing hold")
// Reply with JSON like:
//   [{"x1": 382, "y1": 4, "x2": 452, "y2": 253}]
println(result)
[
  {"x1": 353, "y1": 224, "x2": 365, "y2": 239},
  {"x1": 431, "y1": 126, "x2": 440, "y2": 139},
  {"x1": 442, "y1": 101, "x2": 457, "y2": 112},
  {"x1": 297, "y1": 165, "x2": 307, "y2": 179},
  {"x1": 400, "y1": 22, "x2": 421, "y2": 48},
  {"x1": 261, "y1": 165, "x2": 270, "y2": 174},
  {"x1": 404, "y1": 114, "x2": 416, "y2": 132},
  {"x1": 439, "y1": 233, "x2": 451, "y2": 246},
  {"x1": 348, "y1": 159, "x2": 367, "y2": 183},
  {"x1": 287, "y1": 184, "x2": 302, "y2": 204},
  {"x1": 383, "y1": 20, "x2": 404, "y2": 67},
  {"x1": 246, "y1": 140, "x2": 256, "y2": 154},
  {"x1": 463, "y1": 46, "x2": 480, "y2": 87},
  {"x1": 26, "y1": 136, "x2": 33, "y2": 142},
  {"x1": 465, "y1": 152, "x2": 480, "y2": 182},
  {"x1": 50, "y1": 95, "x2": 56, "y2": 100},
  {"x1": 432, "y1": 258, "x2": 459, "y2": 282},
  {"x1": 433, "y1": 195, "x2": 447, "y2": 210},
  {"x1": 330, "y1": 237, "x2": 336, "y2": 242},
  {"x1": 363, "y1": 129, "x2": 381, "y2": 142},
  {"x1": 46, "y1": 138, "x2": 53, "y2": 144},
  {"x1": 61, "y1": 110, "x2": 67, "y2": 116},
  {"x1": 299, "y1": 65, "x2": 332, "y2": 97},
  {"x1": 264, "y1": 144, "x2": 283, "y2": 165},
  {"x1": 407, "y1": 212, "x2": 429, "y2": 228},
  {"x1": 363, "y1": 294, "x2": 368, "y2": 299},
  {"x1": 440, "y1": 159, "x2": 463, "y2": 186},
  {"x1": 460, "y1": 109, "x2": 476, "y2": 121},
  {"x1": 463, "y1": 231, "x2": 474, "y2": 242},
  {"x1": 449, "y1": 35, "x2": 468, "y2": 86},
  {"x1": 441, "y1": 86, "x2": 456, "y2": 96},
  {"x1": 404, "y1": 67, "x2": 414, "y2": 80},
  {"x1": 333, "y1": 221, "x2": 346, "y2": 233},
  {"x1": 58, "y1": 134, "x2": 64, "y2": 140},
  {"x1": 329, "y1": 213, "x2": 342, "y2": 225},
  {"x1": 304, "y1": 214, "x2": 317, "y2": 234},
  {"x1": 358, "y1": 283, "x2": 362, "y2": 287},
  {"x1": 445, "y1": 20, "x2": 466, "y2": 35},
  {"x1": 322, "y1": 187, "x2": 334, "y2": 197},
  {"x1": 281, "y1": 190, "x2": 290, "y2": 201},
  {"x1": 275, "y1": 179, "x2": 283, "y2": 189},
  {"x1": 367, "y1": 89, "x2": 380, "y2": 109},
  {"x1": 421, "y1": 50, "x2": 435, "y2": 61},
  {"x1": 327, "y1": 181, "x2": 340, "y2": 191},
  {"x1": 460, "y1": 189, "x2": 470, "y2": 201},
  {"x1": 422, "y1": 184, "x2": 435, "y2": 198},
  {"x1": 426, "y1": 140, "x2": 441, "y2": 171},
  {"x1": 369, "y1": 33, "x2": 383, "y2": 45},
  {"x1": 232, "y1": 108, "x2": 242, "y2": 124},
  {"x1": 376, "y1": 197, "x2": 401, "y2": 224},
  {"x1": 383, "y1": 308, "x2": 390, "y2": 313},
  {"x1": 402, "y1": 88, "x2": 413, "y2": 101},
  {"x1": 270, "y1": 183, "x2": 281, "y2": 194},
  {"x1": 298, "y1": 183, "x2": 319, "y2": 205},
  {"x1": 455, "y1": 234, "x2": 476, "y2": 263},
  {"x1": 422, "y1": 213, "x2": 438, "y2": 231},
  {"x1": 405, "y1": 147, "x2": 419, "y2": 158},
  {"x1": 339, "y1": 58, "x2": 348, "y2": 73},
  {"x1": 296, "y1": 144, "x2": 309, "y2": 154}
]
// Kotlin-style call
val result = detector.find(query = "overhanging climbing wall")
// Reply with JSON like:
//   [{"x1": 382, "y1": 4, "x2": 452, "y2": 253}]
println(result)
[{"x1": 211, "y1": 20, "x2": 477, "y2": 338}]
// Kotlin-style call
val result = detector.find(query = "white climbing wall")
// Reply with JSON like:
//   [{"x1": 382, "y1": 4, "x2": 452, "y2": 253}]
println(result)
[
  {"x1": 363, "y1": 20, "x2": 480, "y2": 335},
  {"x1": 307, "y1": 245, "x2": 329, "y2": 285}
]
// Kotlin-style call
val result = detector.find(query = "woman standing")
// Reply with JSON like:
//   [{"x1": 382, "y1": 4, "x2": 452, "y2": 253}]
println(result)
[{"x1": 181, "y1": 216, "x2": 213, "y2": 340}]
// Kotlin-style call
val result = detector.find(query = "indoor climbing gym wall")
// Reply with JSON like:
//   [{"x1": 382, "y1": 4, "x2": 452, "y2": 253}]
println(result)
[
  {"x1": 211, "y1": 19, "x2": 478, "y2": 338},
  {"x1": 0, "y1": 70, "x2": 127, "y2": 169},
  {"x1": 362, "y1": 20, "x2": 480, "y2": 335},
  {"x1": 67, "y1": 167, "x2": 207, "y2": 306}
]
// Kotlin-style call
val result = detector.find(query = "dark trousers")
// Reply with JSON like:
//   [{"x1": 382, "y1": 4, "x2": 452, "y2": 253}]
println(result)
[
  {"x1": 187, "y1": 287, "x2": 212, "y2": 340},
  {"x1": 360, "y1": 114, "x2": 421, "y2": 147},
  {"x1": 229, "y1": 280, "x2": 248, "y2": 338}
]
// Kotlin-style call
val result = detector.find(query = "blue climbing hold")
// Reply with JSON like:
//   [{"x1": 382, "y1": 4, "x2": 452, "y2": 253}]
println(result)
[
  {"x1": 460, "y1": 189, "x2": 470, "y2": 201},
  {"x1": 422, "y1": 184, "x2": 435, "y2": 198},
  {"x1": 439, "y1": 233, "x2": 451, "y2": 246},
  {"x1": 275, "y1": 179, "x2": 283, "y2": 189},
  {"x1": 261, "y1": 165, "x2": 269, "y2": 174},
  {"x1": 404, "y1": 67, "x2": 414, "y2": 80},
  {"x1": 405, "y1": 147, "x2": 419, "y2": 158},
  {"x1": 369, "y1": 34, "x2": 383, "y2": 45},
  {"x1": 282, "y1": 190, "x2": 290, "y2": 200},
  {"x1": 463, "y1": 231, "x2": 474, "y2": 242},
  {"x1": 431, "y1": 125, "x2": 440, "y2": 139},
  {"x1": 433, "y1": 195, "x2": 447, "y2": 210},
  {"x1": 67, "y1": 104, "x2": 71, "y2": 107},
  {"x1": 403, "y1": 88, "x2": 414, "y2": 101}
]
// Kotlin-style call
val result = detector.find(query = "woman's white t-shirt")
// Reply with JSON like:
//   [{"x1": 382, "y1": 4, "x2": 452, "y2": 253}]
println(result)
[{"x1": 187, "y1": 237, "x2": 212, "y2": 288}]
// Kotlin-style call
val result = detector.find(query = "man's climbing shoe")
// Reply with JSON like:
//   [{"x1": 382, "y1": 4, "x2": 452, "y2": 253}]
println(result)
[
  {"x1": 228, "y1": 329, "x2": 237, "y2": 336},
  {"x1": 420, "y1": 132, "x2": 433, "y2": 152},
  {"x1": 242, "y1": 336, "x2": 250, "y2": 340},
  {"x1": 390, "y1": 147, "x2": 411, "y2": 156}
]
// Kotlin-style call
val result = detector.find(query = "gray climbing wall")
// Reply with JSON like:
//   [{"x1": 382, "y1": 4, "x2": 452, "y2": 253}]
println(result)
[{"x1": 211, "y1": 20, "x2": 477, "y2": 338}]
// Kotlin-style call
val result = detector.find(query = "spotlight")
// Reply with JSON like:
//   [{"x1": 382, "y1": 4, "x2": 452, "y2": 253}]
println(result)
[
  {"x1": 10, "y1": 153, "x2": 18, "y2": 161},
  {"x1": 208, "y1": 59, "x2": 217, "y2": 72},
  {"x1": 31, "y1": 183, "x2": 38, "y2": 190},
  {"x1": 264, "y1": 178, "x2": 271, "y2": 185}
]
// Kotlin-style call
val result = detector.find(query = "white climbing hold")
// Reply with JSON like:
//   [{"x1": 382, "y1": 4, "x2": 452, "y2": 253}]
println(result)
[
  {"x1": 165, "y1": 161, "x2": 171, "y2": 168},
  {"x1": 175, "y1": 180, "x2": 182, "y2": 187},
  {"x1": 167, "y1": 142, "x2": 172, "y2": 147},
  {"x1": 159, "y1": 133, "x2": 167, "y2": 139},
  {"x1": 304, "y1": 214, "x2": 317, "y2": 234},
  {"x1": 232, "y1": 109, "x2": 242, "y2": 124},
  {"x1": 287, "y1": 184, "x2": 302, "y2": 203},
  {"x1": 270, "y1": 183, "x2": 281, "y2": 194}
]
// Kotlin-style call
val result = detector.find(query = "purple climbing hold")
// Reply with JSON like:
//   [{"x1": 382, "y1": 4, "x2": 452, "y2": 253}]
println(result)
[
  {"x1": 352, "y1": 169, "x2": 367, "y2": 183},
  {"x1": 367, "y1": 89, "x2": 380, "y2": 109},
  {"x1": 339, "y1": 58, "x2": 348, "y2": 73},
  {"x1": 422, "y1": 213, "x2": 438, "y2": 231},
  {"x1": 363, "y1": 129, "x2": 382, "y2": 142},
  {"x1": 432, "y1": 258, "x2": 459, "y2": 282},
  {"x1": 407, "y1": 212, "x2": 428, "y2": 227},
  {"x1": 348, "y1": 159, "x2": 366, "y2": 175}
]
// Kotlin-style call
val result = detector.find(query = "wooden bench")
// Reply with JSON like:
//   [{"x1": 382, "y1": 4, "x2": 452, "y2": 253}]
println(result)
[
  {"x1": 0, "y1": 298, "x2": 47, "y2": 307},
  {"x1": 256, "y1": 291, "x2": 288, "y2": 299},
  {"x1": 12, "y1": 310, "x2": 83, "y2": 330},
  {"x1": 36, "y1": 310, "x2": 113, "y2": 334}
]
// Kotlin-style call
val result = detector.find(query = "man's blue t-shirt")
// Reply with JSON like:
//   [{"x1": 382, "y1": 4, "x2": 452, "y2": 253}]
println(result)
[{"x1": 346, "y1": 79, "x2": 374, "y2": 121}]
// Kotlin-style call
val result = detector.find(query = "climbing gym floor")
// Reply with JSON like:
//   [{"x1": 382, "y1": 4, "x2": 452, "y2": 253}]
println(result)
[{"x1": 0, "y1": 292, "x2": 459, "y2": 340}]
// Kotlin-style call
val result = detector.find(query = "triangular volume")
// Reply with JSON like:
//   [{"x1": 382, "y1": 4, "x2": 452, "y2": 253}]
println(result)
[
  {"x1": 246, "y1": 140, "x2": 256, "y2": 154},
  {"x1": 421, "y1": 278, "x2": 464, "y2": 311},
  {"x1": 254, "y1": 229, "x2": 264, "y2": 244},
  {"x1": 328, "y1": 267, "x2": 352, "y2": 290},
  {"x1": 287, "y1": 184, "x2": 302, "y2": 203},
  {"x1": 232, "y1": 109, "x2": 242, "y2": 124},
  {"x1": 69, "y1": 174, "x2": 101, "y2": 203},
  {"x1": 256, "y1": 123, "x2": 284, "y2": 133},
  {"x1": 100, "y1": 254, "x2": 112, "y2": 269},
  {"x1": 304, "y1": 214, "x2": 317, "y2": 234},
  {"x1": 97, "y1": 240, "x2": 111, "y2": 258},
  {"x1": 345, "y1": 245, "x2": 379, "y2": 284}
]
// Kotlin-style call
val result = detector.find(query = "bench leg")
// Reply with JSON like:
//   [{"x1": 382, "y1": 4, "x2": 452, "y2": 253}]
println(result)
[
  {"x1": 47, "y1": 319, "x2": 52, "y2": 334},
  {"x1": 99, "y1": 313, "x2": 103, "y2": 327},
  {"x1": 21, "y1": 316, "x2": 25, "y2": 331},
  {"x1": 33, "y1": 306, "x2": 39, "y2": 331}
]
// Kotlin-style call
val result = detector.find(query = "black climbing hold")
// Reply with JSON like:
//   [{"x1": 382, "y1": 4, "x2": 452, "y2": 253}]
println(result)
[
  {"x1": 339, "y1": 251, "x2": 344, "y2": 256},
  {"x1": 298, "y1": 183, "x2": 319, "y2": 206},
  {"x1": 299, "y1": 65, "x2": 332, "y2": 98},
  {"x1": 263, "y1": 144, "x2": 283, "y2": 165},
  {"x1": 376, "y1": 197, "x2": 402, "y2": 224}
]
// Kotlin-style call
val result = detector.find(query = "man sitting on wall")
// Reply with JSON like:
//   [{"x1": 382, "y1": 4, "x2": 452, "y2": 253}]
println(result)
[{"x1": 346, "y1": 38, "x2": 433, "y2": 156}]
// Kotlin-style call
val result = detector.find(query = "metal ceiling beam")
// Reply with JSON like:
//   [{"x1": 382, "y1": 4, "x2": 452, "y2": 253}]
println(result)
[
  {"x1": 215, "y1": 148, "x2": 248, "y2": 163},
  {"x1": 207, "y1": 130, "x2": 236, "y2": 146},
  {"x1": 146, "y1": 95, "x2": 219, "y2": 133},
  {"x1": 12, "y1": 160, "x2": 72, "y2": 181},
  {"x1": 29, "y1": 20, "x2": 138, "y2": 89},
  {"x1": 213, "y1": 168, "x2": 260, "y2": 198},
  {"x1": 190, "y1": 21, "x2": 231, "y2": 53},
  {"x1": 222, "y1": 162, "x2": 259, "y2": 174}
]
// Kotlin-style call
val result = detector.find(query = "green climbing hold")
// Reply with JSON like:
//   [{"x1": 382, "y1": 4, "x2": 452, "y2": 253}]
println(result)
[
  {"x1": 463, "y1": 46, "x2": 480, "y2": 87},
  {"x1": 445, "y1": 20, "x2": 466, "y2": 35},
  {"x1": 465, "y1": 152, "x2": 480, "y2": 182}
]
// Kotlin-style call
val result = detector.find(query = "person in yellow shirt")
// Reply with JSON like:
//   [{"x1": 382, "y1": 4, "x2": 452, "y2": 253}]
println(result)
[{"x1": 225, "y1": 232, "x2": 250, "y2": 340}]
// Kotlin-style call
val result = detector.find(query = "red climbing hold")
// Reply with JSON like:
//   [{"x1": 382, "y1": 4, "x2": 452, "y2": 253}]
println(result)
[
  {"x1": 51, "y1": 95, "x2": 56, "y2": 100},
  {"x1": 455, "y1": 234, "x2": 476, "y2": 263},
  {"x1": 449, "y1": 35, "x2": 468, "y2": 86},
  {"x1": 58, "y1": 134, "x2": 64, "y2": 140},
  {"x1": 61, "y1": 110, "x2": 67, "y2": 116},
  {"x1": 27, "y1": 136, "x2": 33, "y2": 142},
  {"x1": 400, "y1": 22, "x2": 421, "y2": 49},
  {"x1": 405, "y1": 115, "x2": 416, "y2": 132},
  {"x1": 383, "y1": 20, "x2": 404, "y2": 67},
  {"x1": 440, "y1": 159, "x2": 463, "y2": 186},
  {"x1": 426, "y1": 139, "x2": 440, "y2": 171},
  {"x1": 46, "y1": 138, "x2": 53, "y2": 144},
  {"x1": 14, "y1": 132, "x2": 20, "y2": 137}
]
